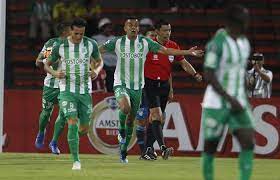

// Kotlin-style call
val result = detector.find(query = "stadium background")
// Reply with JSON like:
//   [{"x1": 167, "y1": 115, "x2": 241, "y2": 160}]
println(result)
[{"x1": 2, "y1": 0, "x2": 280, "y2": 158}]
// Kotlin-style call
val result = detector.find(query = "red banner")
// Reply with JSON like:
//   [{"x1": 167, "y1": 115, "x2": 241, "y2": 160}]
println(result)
[{"x1": 3, "y1": 90, "x2": 280, "y2": 158}]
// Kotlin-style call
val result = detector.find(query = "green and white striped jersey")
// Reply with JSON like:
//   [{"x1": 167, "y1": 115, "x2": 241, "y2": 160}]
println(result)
[
  {"x1": 203, "y1": 29, "x2": 251, "y2": 109},
  {"x1": 41, "y1": 37, "x2": 61, "y2": 88},
  {"x1": 48, "y1": 36, "x2": 100, "y2": 94},
  {"x1": 103, "y1": 35, "x2": 162, "y2": 90}
]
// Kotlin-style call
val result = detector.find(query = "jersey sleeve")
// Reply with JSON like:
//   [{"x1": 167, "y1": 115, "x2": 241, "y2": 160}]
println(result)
[
  {"x1": 174, "y1": 43, "x2": 184, "y2": 61},
  {"x1": 102, "y1": 37, "x2": 118, "y2": 52},
  {"x1": 204, "y1": 35, "x2": 223, "y2": 70},
  {"x1": 145, "y1": 37, "x2": 162, "y2": 53},
  {"x1": 47, "y1": 41, "x2": 60, "y2": 63},
  {"x1": 89, "y1": 38, "x2": 101, "y2": 60}
]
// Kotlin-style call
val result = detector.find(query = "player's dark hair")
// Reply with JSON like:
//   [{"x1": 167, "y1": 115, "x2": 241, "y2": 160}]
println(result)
[
  {"x1": 225, "y1": 4, "x2": 249, "y2": 26},
  {"x1": 154, "y1": 19, "x2": 170, "y2": 30},
  {"x1": 71, "y1": 17, "x2": 87, "y2": 29},
  {"x1": 56, "y1": 21, "x2": 71, "y2": 36}
]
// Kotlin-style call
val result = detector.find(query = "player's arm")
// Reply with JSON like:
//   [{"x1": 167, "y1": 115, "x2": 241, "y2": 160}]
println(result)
[
  {"x1": 178, "y1": 59, "x2": 202, "y2": 82},
  {"x1": 204, "y1": 42, "x2": 243, "y2": 112},
  {"x1": 98, "y1": 37, "x2": 118, "y2": 54},
  {"x1": 35, "y1": 42, "x2": 49, "y2": 68},
  {"x1": 90, "y1": 39, "x2": 104, "y2": 80},
  {"x1": 44, "y1": 43, "x2": 65, "y2": 79},
  {"x1": 168, "y1": 76, "x2": 174, "y2": 102},
  {"x1": 145, "y1": 37, "x2": 204, "y2": 57},
  {"x1": 35, "y1": 52, "x2": 45, "y2": 68},
  {"x1": 90, "y1": 56, "x2": 104, "y2": 80},
  {"x1": 157, "y1": 46, "x2": 204, "y2": 57}
]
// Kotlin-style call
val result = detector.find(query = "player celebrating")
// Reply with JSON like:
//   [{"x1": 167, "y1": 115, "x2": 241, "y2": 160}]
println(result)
[
  {"x1": 99, "y1": 16, "x2": 203, "y2": 163},
  {"x1": 45, "y1": 18, "x2": 103, "y2": 170},
  {"x1": 138, "y1": 19, "x2": 203, "y2": 160},
  {"x1": 201, "y1": 5, "x2": 254, "y2": 180},
  {"x1": 34, "y1": 22, "x2": 71, "y2": 155}
]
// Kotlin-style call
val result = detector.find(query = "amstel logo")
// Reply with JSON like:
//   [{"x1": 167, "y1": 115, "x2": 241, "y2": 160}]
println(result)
[{"x1": 88, "y1": 96, "x2": 137, "y2": 154}]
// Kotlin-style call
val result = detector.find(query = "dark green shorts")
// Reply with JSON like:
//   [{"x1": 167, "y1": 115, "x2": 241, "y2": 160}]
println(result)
[
  {"x1": 42, "y1": 86, "x2": 60, "y2": 110},
  {"x1": 59, "y1": 91, "x2": 93, "y2": 126},
  {"x1": 114, "y1": 86, "x2": 142, "y2": 117},
  {"x1": 201, "y1": 107, "x2": 255, "y2": 140}
]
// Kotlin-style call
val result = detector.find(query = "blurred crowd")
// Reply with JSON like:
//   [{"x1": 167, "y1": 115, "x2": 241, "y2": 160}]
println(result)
[
  {"x1": 28, "y1": 0, "x2": 272, "y2": 98},
  {"x1": 29, "y1": 0, "x2": 101, "y2": 43}
]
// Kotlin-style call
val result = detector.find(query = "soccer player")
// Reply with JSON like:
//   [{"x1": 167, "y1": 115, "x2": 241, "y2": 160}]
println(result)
[
  {"x1": 34, "y1": 22, "x2": 71, "y2": 155},
  {"x1": 138, "y1": 19, "x2": 203, "y2": 160},
  {"x1": 99, "y1": 16, "x2": 203, "y2": 163},
  {"x1": 45, "y1": 18, "x2": 103, "y2": 170},
  {"x1": 201, "y1": 5, "x2": 254, "y2": 180}
]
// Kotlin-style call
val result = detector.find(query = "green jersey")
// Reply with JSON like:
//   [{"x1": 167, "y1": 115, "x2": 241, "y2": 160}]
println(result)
[
  {"x1": 41, "y1": 37, "x2": 61, "y2": 88},
  {"x1": 48, "y1": 36, "x2": 100, "y2": 94},
  {"x1": 103, "y1": 35, "x2": 161, "y2": 90},
  {"x1": 203, "y1": 29, "x2": 251, "y2": 109}
]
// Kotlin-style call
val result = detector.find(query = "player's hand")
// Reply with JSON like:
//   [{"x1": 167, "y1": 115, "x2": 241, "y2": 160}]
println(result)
[
  {"x1": 194, "y1": 73, "x2": 203, "y2": 82},
  {"x1": 35, "y1": 59, "x2": 44, "y2": 69},
  {"x1": 187, "y1": 46, "x2": 204, "y2": 57},
  {"x1": 228, "y1": 97, "x2": 244, "y2": 112},
  {"x1": 54, "y1": 70, "x2": 65, "y2": 79}
]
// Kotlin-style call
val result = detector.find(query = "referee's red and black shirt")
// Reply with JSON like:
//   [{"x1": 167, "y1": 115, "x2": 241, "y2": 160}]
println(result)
[{"x1": 144, "y1": 38, "x2": 184, "y2": 81}]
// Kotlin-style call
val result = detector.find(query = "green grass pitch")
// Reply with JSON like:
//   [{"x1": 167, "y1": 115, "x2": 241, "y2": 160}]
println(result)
[{"x1": 0, "y1": 153, "x2": 279, "y2": 180}]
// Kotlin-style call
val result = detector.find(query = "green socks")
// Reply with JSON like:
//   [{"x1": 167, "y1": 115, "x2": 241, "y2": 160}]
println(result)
[
  {"x1": 201, "y1": 150, "x2": 253, "y2": 180},
  {"x1": 239, "y1": 150, "x2": 253, "y2": 180},
  {"x1": 118, "y1": 109, "x2": 127, "y2": 138},
  {"x1": 67, "y1": 124, "x2": 79, "y2": 162},
  {"x1": 38, "y1": 109, "x2": 52, "y2": 133},
  {"x1": 202, "y1": 153, "x2": 214, "y2": 180},
  {"x1": 51, "y1": 112, "x2": 66, "y2": 142},
  {"x1": 121, "y1": 124, "x2": 134, "y2": 151}
]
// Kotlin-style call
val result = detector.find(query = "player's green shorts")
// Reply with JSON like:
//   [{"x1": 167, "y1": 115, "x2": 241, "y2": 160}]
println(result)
[
  {"x1": 202, "y1": 106, "x2": 255, "y2": 140},
  {"x1": 114, "y1": 85, "x2": 142, "y2": 117},
  {"x1": 58, "y1": 91, "x2": 93, "y2": 126},
  {"x1": 42, "y1": 86, "x2": 60, "y2": 110}
]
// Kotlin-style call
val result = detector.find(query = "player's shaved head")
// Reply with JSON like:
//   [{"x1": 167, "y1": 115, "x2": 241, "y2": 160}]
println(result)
[
  {"x1": 124, "y1": 16, "x2": 139, "y2": 39},
  {"x1": 125, "y1": 16, "x2": 139, "y2": 23},
  {"x1": 225, "y1": 4, "x2": 249, "y2": 35}
]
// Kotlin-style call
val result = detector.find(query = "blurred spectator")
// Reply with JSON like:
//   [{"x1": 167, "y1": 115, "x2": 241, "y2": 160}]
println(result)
[
  {"x1": 84, "y1": 0, "x2": 102, "y2": 36},
  {"x1": 73, "y1": 2, "x2": 88, "y2": 19},
  {"x1": 52, "y1": 0, "x2": 75, "y2": 34},
  {"x1": 139, "y1": 18, "x2": 154, "y2": 36},
  {"x1": 246, "y1": 53, "x2": 273, "y2": 98},
  {"x1": 149, "y1": 0, "x2": 224, "y2": 10},
  {"x1": 92, "y1": 18, "x2": 116, "y2": 92},
  {"x1": 29, "y1": 0, "x2": 51, "y2": 42}
]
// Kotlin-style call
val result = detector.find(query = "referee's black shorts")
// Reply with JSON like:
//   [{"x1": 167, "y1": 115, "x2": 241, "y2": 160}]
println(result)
[{"x1": 144, "y1": 77, "x2": 170, "y2": 112}]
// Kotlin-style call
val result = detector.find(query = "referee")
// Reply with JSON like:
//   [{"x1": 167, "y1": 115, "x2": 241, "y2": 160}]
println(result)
[{"x1": 138, "y1": 19, "x2": 203, "y2": 160}]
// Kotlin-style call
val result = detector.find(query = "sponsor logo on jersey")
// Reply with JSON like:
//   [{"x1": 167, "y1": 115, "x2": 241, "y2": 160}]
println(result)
[
  {"x1": 120, "y1": 52, "x2": 143, "y2": 59},
  {"x1": 88, "y1": 96, "x2": 137, "y2": 154},
  {"x1": 65, "y1": 58, "x2": 88, "y2": 65}
]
